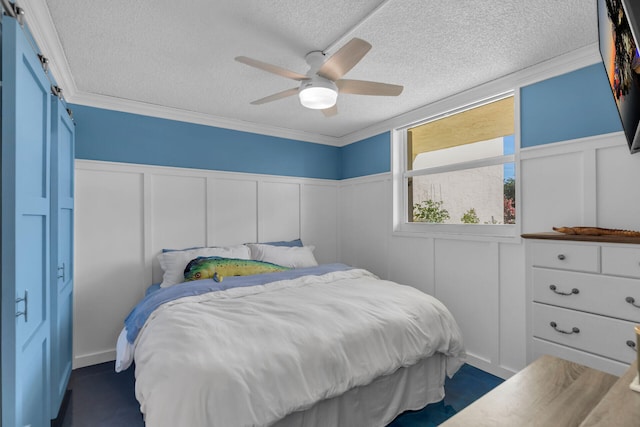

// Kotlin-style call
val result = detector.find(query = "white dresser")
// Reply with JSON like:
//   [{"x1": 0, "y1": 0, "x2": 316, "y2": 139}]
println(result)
[{"x1": 523, "y1": 233, "x2": 640, "y2": 376}]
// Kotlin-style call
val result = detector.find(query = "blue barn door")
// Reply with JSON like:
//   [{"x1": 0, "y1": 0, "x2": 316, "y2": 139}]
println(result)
[
  {"x1": 50, "y1": 98, "x2": 75, "y2": 418},
  {"x1": 1, "y1": 17, "x2": 52, "y2": 427}
]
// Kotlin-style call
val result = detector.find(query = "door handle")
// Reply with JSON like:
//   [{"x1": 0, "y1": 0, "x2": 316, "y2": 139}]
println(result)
[
  {"x1": 57, "y1": 262, "x2": 65, "y2": 281},
  {"x1": 16, "y1": 290, "x2": 28, "y2": 321}
]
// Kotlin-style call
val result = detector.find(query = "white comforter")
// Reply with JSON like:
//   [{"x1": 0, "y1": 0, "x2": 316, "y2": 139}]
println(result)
[{"x1": 132, "y1": 268, "x2": 465, "y2": 427}]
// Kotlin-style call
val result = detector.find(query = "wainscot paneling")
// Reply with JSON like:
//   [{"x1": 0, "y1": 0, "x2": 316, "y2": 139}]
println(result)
[
  {"x1": 338, "y1": 173, "x2": 517, "y2": 379},
  {"x1": 388, "y1": 236, "x2": 435, "y2": 295},
  {"x1": 209, "y1": 178, "x2": 258, "y2": 247},
  {"x1": 520, "y1": 151, "x2": 586, "y2": 233},
  {"x1": 74, "y1": 168, "x2": 146, "y2": 368},
  {"x1": 301, "y1": 184, "x2": 338, "y2": 266},
  {"x1": 338, "y1": 174, "x2": 391, "y2": 279},
  {"x1": 596, "y1": 143, "x2": 640, "y2": 228},
  {"x1": 434, "y1": 239, "x2": 500, "y2": 370},
  {"x1": 337, "y1": 132, "x2": 637, "y2": 379},
  {"x1": 259, "y1": 181, "x2": 301, "y2": 243},
  {"x1": 520, "y1": 131, "x2": 640, "y2": 234},
  {"x1": 498, "y1": 242, "x2": 526, "y2": 373},
  {"x1": 74, "y1": 160, "x2": 338, "y2": 368},
  {"x1": 74, "y1": 132, "x2": 638, "y2": 373},
  {"x1": 150, "y1": 174, "x2": 208, "y2": 283}
]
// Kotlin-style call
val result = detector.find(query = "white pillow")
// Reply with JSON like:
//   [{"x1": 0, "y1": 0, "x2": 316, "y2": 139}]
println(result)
[
  {"x1": 247, "y1": 244, "x2": 318, "y2": 268},
  {"x1": 158, "y1": 245, "x2": 251, "y2": 288}
]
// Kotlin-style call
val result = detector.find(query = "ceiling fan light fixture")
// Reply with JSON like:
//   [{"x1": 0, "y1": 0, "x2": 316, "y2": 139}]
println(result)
[{"x1": 299, "y1": 79, "x2": 338, "y2": 109}]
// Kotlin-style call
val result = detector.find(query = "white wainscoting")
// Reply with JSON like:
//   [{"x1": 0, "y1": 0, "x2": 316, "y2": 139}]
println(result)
[
  {"x1": 520, "y1": 131, "x2": 640, "y2": 234},
  {"x1": 73, "y1": 160, "x2": 339, "y2": 368},
  {"x1": 74, "y1": 132, "x2": 639, "y2": 373},
  {"x1": 337, "y1": 131, "x2": 639, "y2": 379},
  {"x1": 337, "y1": 173, "x2": 523, "y2": 379},
  {"x1": 338, "y1": 174, "x2": 392, "y2": 279}
]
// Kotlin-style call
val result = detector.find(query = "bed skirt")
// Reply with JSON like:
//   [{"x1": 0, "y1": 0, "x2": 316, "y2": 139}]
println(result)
[{"x1": 272, "y1": 353, "x2": 447, "y2": 427}]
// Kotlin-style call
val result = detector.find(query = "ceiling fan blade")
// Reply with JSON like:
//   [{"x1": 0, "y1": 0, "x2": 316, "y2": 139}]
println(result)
[
  {"x1": 235, "y1": 56, "x2": 309, "y2": 81},
  {"x1": 317, "y1": 38, "x2": 372, "y2": 81},
  {"x1": 337, "y1": 79, "x2": 403, "y2": 96},
  {"x1": 250, "y1": 87, "x2": 299, "y2": 105},
  {"x1": 322, "y1": 105, "x2": 338, "y2": 117}
]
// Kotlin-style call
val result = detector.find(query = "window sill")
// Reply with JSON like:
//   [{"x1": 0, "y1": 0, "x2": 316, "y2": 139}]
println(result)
[{"x1": 392, "y1": 223, "x2": 522, "y2": 244}]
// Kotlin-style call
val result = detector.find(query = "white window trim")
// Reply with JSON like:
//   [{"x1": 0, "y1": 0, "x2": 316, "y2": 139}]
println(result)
[
  {"x1": 392, "y1": 90, "x2": 522, "y2": 242},
  {"x1": 405, "y1": 154, "x2": 515, "y2": 178}
]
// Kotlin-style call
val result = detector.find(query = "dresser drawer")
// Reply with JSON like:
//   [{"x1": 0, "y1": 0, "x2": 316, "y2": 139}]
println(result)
[
  {"x1": 602, "y1": 246, "x2": 640, "y2": 278},
  {"x1": 532, "y1": 303, "x2": 637, "y2": 364},
  {"x1": 532, "y1": 268, "x2": 640, "y2": 323},
  {"x1": 531, "y1": 242, "x2": 599, "y2": 273}
]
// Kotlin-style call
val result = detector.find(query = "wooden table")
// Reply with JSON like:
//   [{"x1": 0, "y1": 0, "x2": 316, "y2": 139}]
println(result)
[
  {"x1": 579, "y1": 360, "x2": 640, "y2": 426},
  {"x1": 440, "y1": 355, "x2": 639, "y2": 427}
]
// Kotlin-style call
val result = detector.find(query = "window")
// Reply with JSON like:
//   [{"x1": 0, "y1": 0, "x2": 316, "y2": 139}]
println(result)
[{"x1": 394, "y1": 93, "x2": 517, "y2": 237}]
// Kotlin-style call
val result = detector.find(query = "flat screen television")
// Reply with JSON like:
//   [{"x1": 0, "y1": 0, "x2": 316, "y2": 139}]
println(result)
[{"x1": 598, "y1": 0, "x2": 640, "y2": 153}]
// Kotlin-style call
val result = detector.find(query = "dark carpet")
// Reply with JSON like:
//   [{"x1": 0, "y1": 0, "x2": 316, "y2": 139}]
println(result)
[{"x1": 61, "y1": 362, "x2": 503, "y2": 426}]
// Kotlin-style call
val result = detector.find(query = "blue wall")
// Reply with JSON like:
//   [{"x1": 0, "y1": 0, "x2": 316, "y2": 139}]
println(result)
[
  {"x1": 340, "y1": 132, "x2": 390, "y2": 179},
  {"x1": 337, "y1": 63, "x2": 625, "y2": 177},
  {"x1": 72, "y1": 63, "x2": 625, "y2": 180},
  {"x1": 520, "y1": 63, "x2": 622, "y2": 147},
  {"x1": 72, "y1": 105, "x2": 341, "y2": 180}
]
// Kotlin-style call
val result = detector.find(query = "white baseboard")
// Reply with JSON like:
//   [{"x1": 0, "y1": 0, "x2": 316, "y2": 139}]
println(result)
[
  {"x1": 464, "y1": 354, "x2": 516, "y2": 380},
  {"x1": 73, "y1": 349, "x2": 116, "y2": 369}
]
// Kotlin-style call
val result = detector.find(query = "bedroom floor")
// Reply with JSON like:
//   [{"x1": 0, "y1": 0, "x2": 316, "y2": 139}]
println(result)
[{"x1": 59, "y1": 362, "x2": 503, "y2": 426}]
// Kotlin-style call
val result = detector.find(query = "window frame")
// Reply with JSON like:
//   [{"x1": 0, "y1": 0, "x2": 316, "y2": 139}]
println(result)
[{"x1": 392, "y1": 90, "x2": 521, "y2": 240}]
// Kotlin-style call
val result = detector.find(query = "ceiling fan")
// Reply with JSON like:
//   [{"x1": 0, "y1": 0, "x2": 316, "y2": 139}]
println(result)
[{"x1": 235, "y1": 38, "x2": 403, "y2": 117}]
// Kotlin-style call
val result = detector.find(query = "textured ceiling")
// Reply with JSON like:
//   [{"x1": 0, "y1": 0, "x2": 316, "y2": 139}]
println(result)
[{"x1": 31, "y1": 0, "x2": 597, "y2": 142}]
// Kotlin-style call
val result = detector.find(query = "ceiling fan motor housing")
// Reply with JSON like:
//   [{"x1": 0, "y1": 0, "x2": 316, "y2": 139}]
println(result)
[{"x1": 298, "y1": 76, "x2": 338, "y2": 109}]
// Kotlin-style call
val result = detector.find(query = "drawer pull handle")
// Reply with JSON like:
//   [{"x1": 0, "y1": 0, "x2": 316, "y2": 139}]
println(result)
[
  {"x1": 557, "y1": 254, "x2": 566, "y2": 260},
  {"x1": 625, "y1": 296, "x2": 640, "y2": 308},
  {"x1": 549, "y1": 285, "x2": 579, "y2": 296},
  {"x1": 550, "y1": 321, "x2": 579, "y2": 335},
  {"x1": 627, "y1": 340, "x2": 637, "y2": 352}
]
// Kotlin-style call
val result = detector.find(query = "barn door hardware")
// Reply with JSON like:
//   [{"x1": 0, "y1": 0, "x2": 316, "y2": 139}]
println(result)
[
  {"x1": 51, "y1": 85, "x2": 63, "y2": 98},
  {"x1": 38, "y1": 54, "x2": 50, "y2": 73},
  {"x1": 1, "y1": 1, "x2": 24, "y2": 25}
]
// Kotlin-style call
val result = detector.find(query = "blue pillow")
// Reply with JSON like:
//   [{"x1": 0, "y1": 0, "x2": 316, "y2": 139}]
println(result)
[
  {"x1": 262, "y1": 239, "x2": 303, "y2": 247},
  {"x1": 163, "y1": 240, "x2": 302, "y2": 253},
  {"x1": 162, "y1": 246, "x2": 203, "y2": 253}
]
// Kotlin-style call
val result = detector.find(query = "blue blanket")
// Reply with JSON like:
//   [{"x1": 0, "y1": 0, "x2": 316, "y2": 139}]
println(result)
[{"x1": 125, "y1": 263, "x2": 353, "y2": 344}]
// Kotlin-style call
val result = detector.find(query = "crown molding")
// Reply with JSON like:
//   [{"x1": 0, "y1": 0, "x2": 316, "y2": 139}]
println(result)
[
  {"x1": 69, "y1": 91, "x2": 342, "y2": 146},
  {"x1": 18, "y1": 1, "x2": 601, "y2": 148}
]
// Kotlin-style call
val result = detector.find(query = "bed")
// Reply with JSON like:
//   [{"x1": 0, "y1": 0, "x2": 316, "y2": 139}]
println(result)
[{"x1": 115, "y1": 242, "x2": 465, "y2": 427}]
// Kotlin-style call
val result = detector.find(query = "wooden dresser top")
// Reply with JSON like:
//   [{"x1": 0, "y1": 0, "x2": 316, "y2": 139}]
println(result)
[{"x1": 522, "y1": 232, "x2": 640, "y2": 245}]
